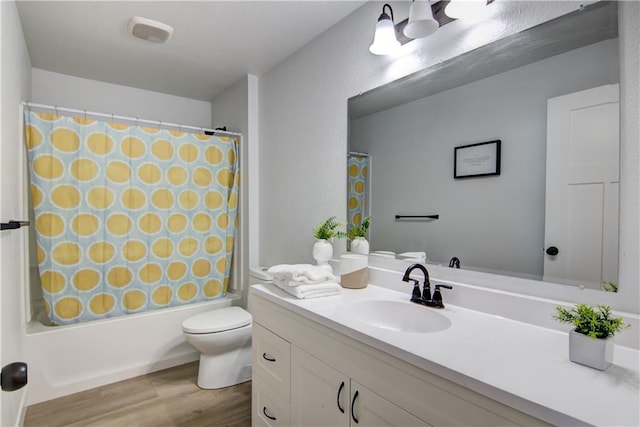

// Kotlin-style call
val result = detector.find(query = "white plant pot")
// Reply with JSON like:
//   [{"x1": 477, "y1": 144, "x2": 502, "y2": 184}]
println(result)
[
  {"x1": 351, "y1": 237, "x2": 370, "y2": 255},
  {"x1": 312, "y1": 239, "x2": 333, "y2": 266},
  {"x1": 569, "y1": 329, "x2": 614, "y2": 371}
]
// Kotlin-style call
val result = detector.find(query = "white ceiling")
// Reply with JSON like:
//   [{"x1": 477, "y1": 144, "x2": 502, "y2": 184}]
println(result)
[{"x1": 16, "y1": 1, "x2": 366, "y2": 102}]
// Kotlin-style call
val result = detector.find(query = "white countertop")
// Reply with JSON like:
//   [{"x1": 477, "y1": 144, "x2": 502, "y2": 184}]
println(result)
[{"x1": 251, "y1": 284, "x2": 640, "y2": 426}]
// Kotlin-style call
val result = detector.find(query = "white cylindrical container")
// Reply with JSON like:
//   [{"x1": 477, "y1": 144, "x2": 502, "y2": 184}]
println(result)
[{"x1": 340, "y1": 254, "x2": 368, "y2": 289}]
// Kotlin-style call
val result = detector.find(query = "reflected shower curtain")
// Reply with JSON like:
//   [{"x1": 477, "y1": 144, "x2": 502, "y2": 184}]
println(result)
[
  {"x1": 347, "y1": 154, "x2": 369, "y2": 234},
  {"x1": 24, "y1": 111, "x2": 239, "y2": 325}
]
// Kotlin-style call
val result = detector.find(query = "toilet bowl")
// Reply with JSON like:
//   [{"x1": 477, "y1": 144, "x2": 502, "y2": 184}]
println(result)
[{"x1": 182, "y1": 306, "x2": 252, "y2": 389}]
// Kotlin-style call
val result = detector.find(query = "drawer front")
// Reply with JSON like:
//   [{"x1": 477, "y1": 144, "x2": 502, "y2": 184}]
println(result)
[
  {"x1": 253, "y1": 375, "x2": 290, "y2": 427},
  {"x1": 253, "y1": 322, "x2": 291, "y2": 401}
]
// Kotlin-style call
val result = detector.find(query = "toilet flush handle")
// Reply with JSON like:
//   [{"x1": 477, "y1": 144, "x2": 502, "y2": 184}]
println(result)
[{"x1": 262, "y1": 353, "x2": 276, "y2": 362}]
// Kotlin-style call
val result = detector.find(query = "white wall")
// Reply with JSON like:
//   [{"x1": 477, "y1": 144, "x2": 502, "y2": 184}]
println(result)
[
  {"x1": 350, "y1": 40, "x2": 618, "y2": 279},
  {"x1": 31, "y1": 68, "x2": 212, "y2": 128},
  {"x1": 258, "y1": 1, "x2": 640, "y2": 313},
  {"x1": 259, "y1": 1, "x2": 585, "y2": 266},
  {"x1": 211, "y1": 74, "x2": 260, "y2": 305},
  {"x1": 0, "y1": 1, "x2": 32, "y2": 425}
]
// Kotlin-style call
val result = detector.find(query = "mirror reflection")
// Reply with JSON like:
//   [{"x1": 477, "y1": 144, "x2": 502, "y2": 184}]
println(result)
[{"x1": 347, "y1": 2, "x2": 619, "y2": 291}]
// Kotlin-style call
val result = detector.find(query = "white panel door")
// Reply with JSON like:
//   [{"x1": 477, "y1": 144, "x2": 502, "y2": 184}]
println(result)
[
  {"x1": 291, "y1": 347, "x2": 350, "y2": 426},
  {"x1": 544, "y1": 84, "x2": 619, "y2": 289}
]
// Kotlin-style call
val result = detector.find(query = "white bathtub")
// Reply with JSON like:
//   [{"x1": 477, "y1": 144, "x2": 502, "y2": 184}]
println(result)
[{"x1": 23, "y1": 292, "x2": 241, "y2": 405}]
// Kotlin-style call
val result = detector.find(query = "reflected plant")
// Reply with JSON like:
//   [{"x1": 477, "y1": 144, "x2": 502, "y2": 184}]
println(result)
[
  {"x1": 349, "y1": 216, "x2": 371, "y2": 239},
  {"x1": 601, "y1": 281, "x2": 618, "y2": 292}
]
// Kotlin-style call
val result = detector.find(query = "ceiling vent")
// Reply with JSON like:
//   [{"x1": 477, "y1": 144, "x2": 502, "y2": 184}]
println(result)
[{"x1": 128, "y1": 17, "x2": 173, "y2": 43}]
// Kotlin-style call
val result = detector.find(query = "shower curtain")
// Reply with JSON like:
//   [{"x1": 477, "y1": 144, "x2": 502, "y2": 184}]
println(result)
[
  {"x1": 24, "y1": 110, "x2": 239, "y2": 325},
  {"x1": 347, "y1": 155, "x2": 369, "y2": 234}
]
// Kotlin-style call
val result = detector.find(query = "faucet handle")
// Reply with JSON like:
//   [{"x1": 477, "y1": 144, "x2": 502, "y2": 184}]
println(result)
[
  {"x1": 432, "y1": 284, "x2": 453, "y2": 308},
  {"x1": 408, "y1": 279, "x2": 422, "y2": 303}
]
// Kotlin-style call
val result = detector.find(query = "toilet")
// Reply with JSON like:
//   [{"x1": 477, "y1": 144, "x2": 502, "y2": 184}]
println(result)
[
  {"x1": 182, "y1": 306, "x2": 252, "y2": 389},
  {"x1": 181, "y1": 267, "x2": 272, "y2": 389}
]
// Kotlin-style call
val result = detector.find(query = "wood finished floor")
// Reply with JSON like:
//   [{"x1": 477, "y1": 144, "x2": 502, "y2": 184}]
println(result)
[{"x1": 24, "y1": 362, "x2": 251, "y2": 427}]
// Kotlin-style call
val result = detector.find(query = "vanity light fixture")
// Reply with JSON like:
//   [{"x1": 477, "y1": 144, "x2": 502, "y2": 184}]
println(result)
[
  {"x1": 444, "y1": 0, "x2": 490, "y2": 20},
  {"x1": 369, "y1": 1, "x2": 456, "y2": 56},
  {"x1": 404, "y1": 0, "x2": 439, "y2": 39},
  {"x1": 369, "y1": 3, "x2": 401, "y2": 55}
]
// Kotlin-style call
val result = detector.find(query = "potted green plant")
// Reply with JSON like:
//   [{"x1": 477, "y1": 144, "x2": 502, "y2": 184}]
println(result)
[
  {"x1": 553, "y1": 303, "x2": 629, "y2": 370},
  {"x1": 349, "y1": 216, "x2": 371, "y2": 255},
  {"x1": 312, "y1": 217, "x2": 347, "y2": 269}
]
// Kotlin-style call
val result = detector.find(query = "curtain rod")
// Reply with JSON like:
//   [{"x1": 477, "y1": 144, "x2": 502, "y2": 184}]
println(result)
[
  {"x1": 348, "y1": 151, "x2": 369, "y2": 157},
  {"x1": 21, "y1": 101, "x2": 242, "y2": 137}
]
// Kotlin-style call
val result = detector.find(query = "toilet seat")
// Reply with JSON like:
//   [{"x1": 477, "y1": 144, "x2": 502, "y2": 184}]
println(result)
[{"x1": 182, "y1": 307, "x2": 251, "y2": 334}]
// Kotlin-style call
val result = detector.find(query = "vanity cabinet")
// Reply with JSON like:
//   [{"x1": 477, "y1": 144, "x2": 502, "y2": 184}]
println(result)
[{"x1": 252, "y1": 294, "x2": 549, "y2": 427}]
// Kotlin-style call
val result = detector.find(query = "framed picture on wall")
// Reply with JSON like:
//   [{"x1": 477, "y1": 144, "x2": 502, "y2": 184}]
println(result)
[{"x1": 454, "y1": 140, "x2": 501, "y2": 179}]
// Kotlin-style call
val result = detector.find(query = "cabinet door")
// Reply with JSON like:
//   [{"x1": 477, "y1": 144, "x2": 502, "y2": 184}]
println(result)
[
  {"x1": 291, "y1": 347, "x2": 350, "y2": 427},
  {"x1": 350, "y1": 381, "x2": 432, "y2": 427}
]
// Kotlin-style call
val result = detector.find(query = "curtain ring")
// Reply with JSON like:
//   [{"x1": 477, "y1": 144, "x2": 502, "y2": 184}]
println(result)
[
  {"x1": 111, "y1": 113, "x2": 115, "y2": 123},
  {"x1": 83, "y1": 109, "x2": 87, "y2": 120},
  {"x1": 135, "y1": 117, "x2": 139, "y2": 127},
  {"x1": 178, "y1": 124, "x2": 182, "y2": 133},
  {"x1": 200, "y1": 127, "x2": 204, "y2": 135},
  {"x1": 158, "y1": 120, "x2": 162, "y2": 130},
  {"x1": 54, "y1": 105, "x2": 59, "y2": 116}
]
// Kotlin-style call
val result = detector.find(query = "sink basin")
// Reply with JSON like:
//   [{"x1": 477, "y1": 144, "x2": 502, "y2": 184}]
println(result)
[{"x1": 342, "y1": 300, "x2": 451, "y2": 333}]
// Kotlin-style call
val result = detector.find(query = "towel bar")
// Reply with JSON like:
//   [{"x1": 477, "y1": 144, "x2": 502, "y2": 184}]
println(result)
[{"x1": 1, "y1": 220, "x2": 30, "y2": 231}]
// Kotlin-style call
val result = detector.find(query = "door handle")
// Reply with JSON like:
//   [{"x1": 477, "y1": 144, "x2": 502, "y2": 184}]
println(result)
[
  {"x1": 263, "y1": 406, "x2": 276, "y2": 421},
  {"x1": 546, "y1": 246, "x2": 559, "y2": 256},
  {"x1": 351, "y1": 390, "x2": 359, "y2": 423},
  {"x1": 1, "y1": 362, "x2": 27, "y2": 392},
  {"x1": 262, "y1": 353, "x2": 276, "y2": 362},
  {"x1": 337, "y1": 381, "x2": 345, "y2": 413}
]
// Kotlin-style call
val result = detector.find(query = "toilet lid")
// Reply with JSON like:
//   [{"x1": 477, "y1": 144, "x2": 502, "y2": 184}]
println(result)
[{"x1": 182, "y1": 307, "x2": 252, "y2": 334}]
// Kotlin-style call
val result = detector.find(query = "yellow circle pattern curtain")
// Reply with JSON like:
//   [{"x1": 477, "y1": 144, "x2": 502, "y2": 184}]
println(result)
[
  {"x1": 347, "y1": 155, "x2": 369, "y2": 233},
  {"x1": 24, "y1": 111, "x2": 239, "y2": 325}
]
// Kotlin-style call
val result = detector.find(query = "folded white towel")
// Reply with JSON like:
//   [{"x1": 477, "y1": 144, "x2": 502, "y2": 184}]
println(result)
[
  {"x1": 268, "y1": 264, "x2": 336, "y2": 284},
  {"x1": 398, "y1": 252, "x2": 427, "y2": 263},
  {"x1": 273, "y1": 279, "x2": 342, "y2": 299}
]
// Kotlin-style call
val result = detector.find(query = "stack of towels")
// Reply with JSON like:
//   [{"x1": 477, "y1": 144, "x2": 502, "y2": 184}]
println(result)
[{"x1": 267, "y1": 264, "x2": 342, "y2": 299}]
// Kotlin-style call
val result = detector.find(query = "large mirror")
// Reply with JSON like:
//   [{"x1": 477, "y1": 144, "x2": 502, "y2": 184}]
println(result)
[{"x1": 347, "y1": 2, "x2": 619, "y2": 291}]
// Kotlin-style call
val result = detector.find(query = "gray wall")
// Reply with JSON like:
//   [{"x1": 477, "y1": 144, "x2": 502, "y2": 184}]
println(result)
[{"x1": 350, "y1": 39, "x2": 618, "y2": 278}]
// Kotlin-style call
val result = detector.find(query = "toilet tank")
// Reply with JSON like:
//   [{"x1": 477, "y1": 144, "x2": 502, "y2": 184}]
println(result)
[{"x1": 247, "y1": 266, "x2": 272, "y2": 313}]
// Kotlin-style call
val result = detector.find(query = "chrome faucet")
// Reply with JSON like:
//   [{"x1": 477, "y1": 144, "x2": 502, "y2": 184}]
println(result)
[{"x1": 402, "y1": 263, "x2": 452, "y2": 308}]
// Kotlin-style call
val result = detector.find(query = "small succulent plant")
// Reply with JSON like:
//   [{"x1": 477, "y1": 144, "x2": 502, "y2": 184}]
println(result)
[{"x1": 553, "y1": 303, "x2": 629, "y2": 339}]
